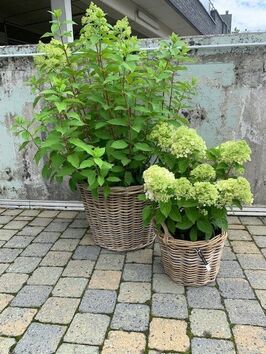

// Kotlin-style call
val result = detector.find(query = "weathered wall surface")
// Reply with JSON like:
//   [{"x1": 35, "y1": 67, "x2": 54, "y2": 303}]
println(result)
[{"x1": 0, "y1": 33, "x2": 266, "y2": 204}]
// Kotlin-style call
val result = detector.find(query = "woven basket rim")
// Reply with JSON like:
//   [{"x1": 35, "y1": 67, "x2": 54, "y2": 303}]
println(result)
[
  {"x1": 78, "y1": 183, "x2": 144, "y2": 195},
  {"x1": 156, "y1": 226, "x2": 228, "y2": 248}
]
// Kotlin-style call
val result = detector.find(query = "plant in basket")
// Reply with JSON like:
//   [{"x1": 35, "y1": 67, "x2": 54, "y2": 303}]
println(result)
[
  {"x1": 12, "y1": 3, "x2": 195, "y2": 251},
  {"x1": 142, "y1": 122, "x2": 253, "y2": 285}
]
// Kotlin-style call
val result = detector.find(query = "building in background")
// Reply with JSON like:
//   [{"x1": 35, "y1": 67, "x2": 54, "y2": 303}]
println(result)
[{"x1": 0, "y1": 0, "x2": 231, "y2": 45}]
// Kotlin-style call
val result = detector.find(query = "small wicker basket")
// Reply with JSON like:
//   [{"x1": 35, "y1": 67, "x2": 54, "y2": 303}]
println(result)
[
  {"x1": 78, "y1": 184, "x2": 155, "y2": 252},
  {"x1": 156, "y1": 223, "x2": 227, "y2": 286}
]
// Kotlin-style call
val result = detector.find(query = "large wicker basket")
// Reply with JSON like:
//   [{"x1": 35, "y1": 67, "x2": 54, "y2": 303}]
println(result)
[
  {"x1": 156, "y1": 223, "x2": 227, "y2": 286},
  {"x1": 78, "y1": 184, "x2": 155, "y2": 251}
]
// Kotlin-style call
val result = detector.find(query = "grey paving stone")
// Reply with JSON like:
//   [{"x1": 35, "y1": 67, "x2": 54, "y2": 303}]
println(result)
[
  {"x1": 0, "y1": 229, "x2": 17, "y2": 241},
  {"x1": 228, "y1": 229, "x2": 252, "y2": 241},
  {"x1": 14, "y1": 323, "x2": 66, "y2": 354},
  {"x1": 79, "y1": 233, "x2": 95, "y2": 246},
  {"x1": 0, "y1": 216, "x2": 13, "y2": 224},
  {"x1": 190, "y1": 309, "x2": 231, "y2": 338},
  {"x1": 255, "y1": 290, "x2": 266, "y2": 309},
  {"x1": 152, "y1": 273, "x2": 184, "y2": 294},
  {"x1": 253, "y1": 236, "x2": 266, "y2": 248},
  {"x1": 152, "y1": 293, "x2": 188, "y2": 319},
  {"x1": 218, "y1": 261, "x2": 244, "y2": 278},
  {"x1": 0, "y1": 273, "x2": 28, "y2": 293},
  {"x1": 4, "y1": 220, "x2": 28, "y2": 230},
  {"x1": 126, "y1": 249, "x2": 153, "y2": 264},
  {"x1": 153, "y1": 256, "x2": 164, "y2": 274},
  {"x1": 41, "y1": 251, "x2": 72, "y2": 267},
  {"x1": 73, "y1": 246, "x2": 100, "y2": 260},
  {"x1": 111, "y1": 303, "x2": 150, "y2": 331},
  {"x1": 30, "y1": 217, "x2": 53, "y2": 227},
  {"x1": 237, "y1": 254, "x2": 266, "y2": 270},
  {"x1": 118, "y1": 282, "x2": 151, "y2": 303},
  {"x1": 45, "y1": 221, "x2": 69, "y2": 232},
  {"x1": 222, "y1": 247, "x2": 236, "y2": 260},
  {"x1": 20, "y1": 209, "x2": 40, "y2": 217},
  {"x1": 0, "y1": 241, "x2": 5, "y2": 248},
  {"x1": 56, "y1": 343, "x2": 99, "y2": 354},
  {"x1": 2, "y1": 209, "x2": 22, "y2": 216},
  {"x1": 21, "y1": 243, "x2": 52, "y2": 257},
  {"x1": 64, "y1": 313, "x2": 110, "y2": 345},
  {"x1": 0, "y1": 263, "x2": 8, "y2": 275},
  {"x1": 14, "y1": 216, "x2": 35, "y2": 221},
  {"x1": 52, "y1": 277, "x2": 88, "y2": 297},
  {"x1": 261, "y1": 248, "x2": 266, "y2": 257},
  {"x1": 0, "y1": 248, "x2": 21, "y2": 262},
  {"x1": 69, "y1": 219, "x2": 89, "y2": 228},
  {"x1": 123, "y1": 263, "x2": 152, "y2": 282},
  {"x1": 11, "y1": 285, "x2": 52, "y2": 307},
  {"x1": 227, "y1": 216, "x2": 241, "y2": 224},
  {"x1": 0, "y1": 336, "x2": 16, "y2": 353},
  {"x1": 245, "y1": 270, "x2": 266, "y2": 289},
  {"x1": 76, "y1": 212, "x2": 86, "y2": 219},
  {"x1": 52, "y1": 239, "x2": 79, "y2": 251},
  {"x1": 247, "y1": 225, "x2": 266, "y2": 235},
  {"x1": 187, "y1": 286, "x2": 223, "y2": 309},
  {"x1": 4, "y1": 236, "x2": 34, "y2": 248},
  {"x1": 217, "y1": 278, "x2": 255, "y2": 299},
  {"x1": 36, "y1": 297, "x2": 80, "y2": 324},
  {"x1": 95, "y1": 253, "x2": 125, "y2": 270},
  {"x1": 191, "y1": 338, "x2": 236, "y2": 354},
  {"x1": 17, "y1": 226, "x2": 44, "y2": 237},
  {"x1": 62, "y1": 260, "x2": 95, "y2": 278},
  {"x1": 225, "y1": 299, "x2": 266, "y2": 326},
  {"x1": 61, "y1": 228, "x2": 87, "y2": 239},
  {"x1": 7, "y1": 256, "x2": 41, "y2": 273},
  {"x1": 38, "y1": 210, "x2": 60, "y2": 218},
  {"x1": 79, "y1": 289, "x2": 116, "y2": 314},
  {"x1": 153, "y1": 242, "x2": 161, "y2": 256},
  {"x1": 33, "y1": 231, "x2": 61, "y2": 243},
  {"x1": 239, "y1": 216, "x2": 263, "y2": 225},
  {"x1": 28, "y1": 266, "x2": 63, "y2": 285},
  {"x1": 57, "y1": 211, "x2": 78, "y2": 219}
]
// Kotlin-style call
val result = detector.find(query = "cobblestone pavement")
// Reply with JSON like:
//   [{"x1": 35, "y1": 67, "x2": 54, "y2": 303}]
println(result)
[{"x1": 0, "y1": 209, "x2": 265, "y2": 353}]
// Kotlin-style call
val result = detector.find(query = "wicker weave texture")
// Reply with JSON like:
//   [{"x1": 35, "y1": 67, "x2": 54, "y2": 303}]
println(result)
[
  {"x1": 79, "y1": 184, "x2": 155, "y2": 251},
  {"x1": 156, "y1": 226, "x2": 227, "y2": 286}
]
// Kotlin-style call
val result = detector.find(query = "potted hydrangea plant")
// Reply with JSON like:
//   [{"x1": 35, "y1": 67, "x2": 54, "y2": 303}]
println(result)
[
  {"x1": 13, "y1": 3, "x2": 195, "y2": 251},
  {"x1": 142, "y1": 122, "x2": 253, "y2": 285}
]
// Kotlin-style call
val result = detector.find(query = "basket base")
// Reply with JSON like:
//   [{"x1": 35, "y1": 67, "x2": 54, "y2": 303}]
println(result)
[{"x1": 92, "y1": 234, "x2": 155, "y2": 252}]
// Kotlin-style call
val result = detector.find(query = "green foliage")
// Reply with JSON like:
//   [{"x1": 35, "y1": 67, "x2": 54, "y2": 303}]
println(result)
[
  {"x1": 143, "y1": 123, "x2": 253, "y2": 241},
  {"x1": 12, "y1": 2, "x2": 195, "y2": 196}
]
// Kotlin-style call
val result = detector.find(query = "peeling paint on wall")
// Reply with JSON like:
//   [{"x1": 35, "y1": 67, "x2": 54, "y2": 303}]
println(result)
[{"x1": 0, "y1": 33, "x2": 266, "y2": 204}]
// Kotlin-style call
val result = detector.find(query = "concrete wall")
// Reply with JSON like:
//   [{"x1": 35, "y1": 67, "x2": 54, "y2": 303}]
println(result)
[{"x1": 0, "y1": 32, "x2": 266, "y2": 204}]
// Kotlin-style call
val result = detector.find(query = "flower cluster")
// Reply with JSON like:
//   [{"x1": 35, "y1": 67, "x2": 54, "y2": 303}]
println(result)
[
  {"x1": 113, "y1": 17, "x2": 131, "y2": 39},
  {"x1": 143, "y1": 165, "x2": 253, "y2": 209},
  {"x1": 151, "y1": 122, "x2": 207, "y2": 160},
  {"x1": 219, "y1": 140, "x2": 251, "y2": 165},
  {"x1": 143, "y1": 165, "x2": 175, "y2": 202},
  {"x1": 216, "y1": 177, "x2": 253, "y2": 207},
  {"x1": 34, "y1": 39, "x2": 70, "y2": 70},
  {"x1": 149, "y1": 122, "x2": 174, "y2": 153},
  {"x1": 194, "y1": 182, "x2": 218, "y2": 206},
  {"x1": 190, "y1": 164, "x2": 216, "y2": 181},
  {"x1": 174, "y1": 178, "x2": 194, "y2": 200},
  {"x1": 81, "y1": 2, "x2": 110, "y2": 37}
]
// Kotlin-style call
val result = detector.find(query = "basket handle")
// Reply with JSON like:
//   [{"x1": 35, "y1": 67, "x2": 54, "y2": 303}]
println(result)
[{"x1": 161, "y1": 222, "x2": 171, "y2": 243}]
